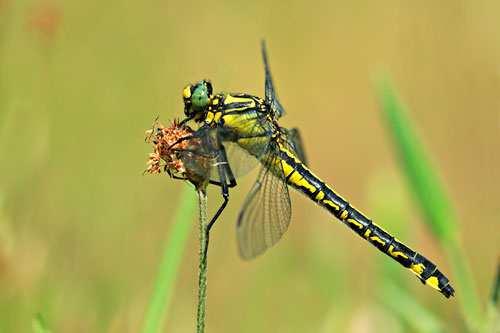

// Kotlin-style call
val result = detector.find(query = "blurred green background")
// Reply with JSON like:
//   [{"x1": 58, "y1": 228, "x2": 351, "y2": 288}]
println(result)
[{"x1": 0, "y1": 0, "x2": 499, "y2": 332}]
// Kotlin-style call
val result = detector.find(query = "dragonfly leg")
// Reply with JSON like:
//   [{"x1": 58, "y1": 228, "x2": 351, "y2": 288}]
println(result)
[
  {"x1": 165, "y1": 168, "x2": 237, "y2": 189},
  {"x1": 168, "y1": 174, "x2": 188, "y2": 181},
  {"x1": 166, "y1": 173, "x2": 229, "y2": 187},
  {"x1": 179, "y1": 116, "x2": 193, "y2": 126},
  {"x1": 208, "y1": 179, "x2": 237, "y2": 187},
  {"x1": 202, "y1": 146, "x2": 236, "y2": 263},
  {"x1": 206, "y1": 180, "x2": 229, "y2": 233},
  {"x1": 202, "y1": 168, "x2": 230, "y2": 263},
  {"x1": 168, "y1": 174, "x2": 231, "y2": 188},
  {"x1": 167, "y1": 134, "x2": 196, "y2": 150},
  {"x1": 169, "y1": 147, "x2": 215, "y2": 161}
]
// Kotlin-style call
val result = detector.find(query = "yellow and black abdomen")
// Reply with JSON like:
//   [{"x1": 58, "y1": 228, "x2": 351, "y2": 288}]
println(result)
[{"x1": 277, "y1": 145, "x2": 455, "y2": 298}]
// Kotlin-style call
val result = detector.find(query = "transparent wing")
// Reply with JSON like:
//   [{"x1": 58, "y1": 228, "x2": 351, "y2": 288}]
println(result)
[
  {"x1": 182, "y1": 118, "x2": 274, "y2": 182},
  {"x1": 223, "y1": 141, "x2": 262, "y2": 177},
  {"x1": 261, "y1": 40, "x2": 285, "y2": 119},
  {"x1": 236, "y1": 149, "x2": 292, "y2": 259},
  {"x1": 282, "y1": 127, "x2": 308, "y2": 166}
]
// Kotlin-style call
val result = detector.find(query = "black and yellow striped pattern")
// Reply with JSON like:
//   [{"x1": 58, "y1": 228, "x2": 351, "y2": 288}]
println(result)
[
  {"x1": 203, "y1": 92, "x2": 454, "y2": 298},
  {"x1": 276, "y1": 143, "x2": 455, "y2": 298}
]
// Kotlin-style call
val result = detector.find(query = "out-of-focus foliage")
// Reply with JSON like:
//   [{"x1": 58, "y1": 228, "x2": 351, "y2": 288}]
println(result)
[
  {"x1": 377, "y1": 79, "x2": 457, "y2": 241},
  {"x1": 0, "y1": 1, "x2": 498, "y2": 332},
  {"x1": 32, "y1": 313, "x2": 51, "y2": 333},
  {"x1": 376, "y1": 81, "x2": 484, "y2": 332},
  {"x1": 141, "y1": 187, "x2": 196, "y2": 333}
]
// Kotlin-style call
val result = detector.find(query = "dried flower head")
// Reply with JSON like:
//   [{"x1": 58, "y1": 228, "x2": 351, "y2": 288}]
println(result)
[{"x1": 145, "y1": 118, "x2": 209, "y2": 187}]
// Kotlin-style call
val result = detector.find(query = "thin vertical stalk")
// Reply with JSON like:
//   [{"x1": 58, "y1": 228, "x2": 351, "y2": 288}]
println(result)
[
  {"x1": 196, "y1": 188, "x2": 208, "y2": 333},
  {"x1": 141, "y1": 187, "x2": 196, "y2": 333},
  {"x1": 376, "y1": 78, "x2": 483, "y2": 331}
]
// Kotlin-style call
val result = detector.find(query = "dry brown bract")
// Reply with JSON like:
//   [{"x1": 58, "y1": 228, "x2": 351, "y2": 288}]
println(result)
[
  {"x1": 145, "y1": 119, "x2": 192, "y2": 175},
  {"x1": 144, "y1": 119, "x2": 210, "y2": 188}
]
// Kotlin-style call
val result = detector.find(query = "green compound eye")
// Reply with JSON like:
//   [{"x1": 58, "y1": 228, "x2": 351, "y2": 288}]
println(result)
[{"x1": 191, "y1": 84, "x2": 210, "y2": 110}]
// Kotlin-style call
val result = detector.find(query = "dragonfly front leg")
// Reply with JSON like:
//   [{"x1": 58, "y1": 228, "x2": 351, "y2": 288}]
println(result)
[{"x1": 167, "y1": 134, "x2": 196, "y2": 151}]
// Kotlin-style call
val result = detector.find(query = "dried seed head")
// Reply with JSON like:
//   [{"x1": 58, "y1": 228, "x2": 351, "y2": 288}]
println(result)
[{"x1": 144, "y1": 119, "x2": 209, "y2": 188}]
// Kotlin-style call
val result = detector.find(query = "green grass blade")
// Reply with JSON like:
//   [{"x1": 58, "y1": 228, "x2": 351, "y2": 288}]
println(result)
[
  {"x1": 32, "y1": 313, "x2": 51, "y2": 333},
  {"x1": 376, "y1": 79, "x2": 456, "y2": 241},
  {"x1": 484, "y1": 262, "x2": 500, "y2": 333},
  {"x1": 381, "y1": 284, "x2": 445, "y2": 333},
  {"x1": 141, "y1": 186, "x2": 196, "y2": 333},
  {"x1": 368, "y1": 171, "x2": 445, "y2": 333},
  {"x1": 491, "y1": 262, "x2": 500, "y2": 306},
  {"x1": 376, "y1": 78, "x2": 483, "y2": 331}
]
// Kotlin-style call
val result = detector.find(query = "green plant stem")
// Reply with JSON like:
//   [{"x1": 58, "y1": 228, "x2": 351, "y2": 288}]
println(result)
[
  {"x1": 381, "y1": 284, "x2": 444, "y2": 333},
  {"x1": 196, "y1": 188, "x2": 208, "y2": 333},
  {"x1": 444, "y1": 239, "x2": 483, "y2": 331},
  {"x1": 141, "y1": 186, "x2": 196, "y2": 333},
  {"x1": 376, "y1": 78, "x2": 483, "y2": 331}
]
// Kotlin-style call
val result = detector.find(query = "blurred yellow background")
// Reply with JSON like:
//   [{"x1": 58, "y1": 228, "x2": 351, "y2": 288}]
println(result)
[{"x1": 0, "y1": 0, "x2": 498, "y2": 332}]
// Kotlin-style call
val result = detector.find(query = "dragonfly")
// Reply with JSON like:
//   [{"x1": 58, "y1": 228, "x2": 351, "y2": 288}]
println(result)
[{"x1": 172, "y1": 41, "x2": 455, "y2": 298}]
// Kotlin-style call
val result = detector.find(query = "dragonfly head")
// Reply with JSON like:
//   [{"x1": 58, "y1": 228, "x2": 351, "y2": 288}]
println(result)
[{"x1": 183, "y1": 80, "x2": 213, "y2": 120}]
